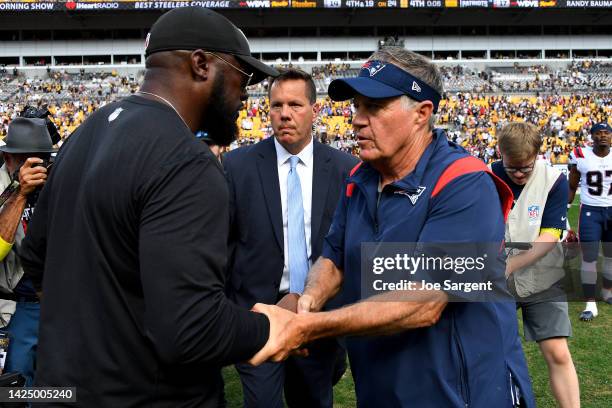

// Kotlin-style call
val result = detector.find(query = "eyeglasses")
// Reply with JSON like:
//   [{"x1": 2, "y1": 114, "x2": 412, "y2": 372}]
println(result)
[
  {"x1": 205, "y1": 52, "x2": 254, "y2": 89},
  {"x1": 502, "y1": 160, "x2": 536, "y2": 174}
]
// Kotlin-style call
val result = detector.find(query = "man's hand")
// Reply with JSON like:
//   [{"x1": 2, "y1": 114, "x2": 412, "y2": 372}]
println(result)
[
  {"x1": 276, "y1": 293, "x2": 299, "y2": 313},
  {"x1": 248, "y1": 303, "x2": 308, "y2": 366},
  {"x1": 506, "y1": 234, "x2": 559, "y2": 277},
  {"x1": 297, "y1": 293, "x2": 317, "y2": 314},
  {"x1": 17, "y1": 157, "x2": 47, "y2": 197},
  {"x1": 505, "y1": 255, "x2": 517, "y2": 277}
]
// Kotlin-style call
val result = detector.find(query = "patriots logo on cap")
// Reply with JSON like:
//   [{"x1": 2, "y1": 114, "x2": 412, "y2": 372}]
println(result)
[
  {"x1": 361, "y1": 61, "x2": 386, "y2": 77},
  {"x1": 411, "y1": 81, "x2": 422, "y2": 93}
]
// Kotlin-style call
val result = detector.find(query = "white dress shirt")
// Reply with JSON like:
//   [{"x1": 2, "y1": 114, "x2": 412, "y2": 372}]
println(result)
[{"x1": 274, "y1": 136, "x2": 314, "y2": 293}]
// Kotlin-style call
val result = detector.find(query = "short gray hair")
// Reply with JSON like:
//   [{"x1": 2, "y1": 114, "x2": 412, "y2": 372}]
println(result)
[{"x1": 369, "y1": 47, "x2": 443, "y2": 130}]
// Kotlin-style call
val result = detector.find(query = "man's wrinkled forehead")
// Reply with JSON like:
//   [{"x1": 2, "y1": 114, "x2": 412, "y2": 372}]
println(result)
[{"x1": 353, "y1": 94, "x2": 399, "y2": 106}]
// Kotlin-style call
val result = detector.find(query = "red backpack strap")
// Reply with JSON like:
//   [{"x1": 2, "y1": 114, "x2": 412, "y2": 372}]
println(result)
[
  {"x1": 346, "y1": 162, "x2": 363, "y2": 197},
  {"x1": 431, "y1": 156, "x2": 514, "y2": 222}
]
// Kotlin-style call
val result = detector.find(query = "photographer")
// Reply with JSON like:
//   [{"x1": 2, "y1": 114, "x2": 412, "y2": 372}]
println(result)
[{"x1": 0, "y1": 117, "x2": 56, "y2": 386}]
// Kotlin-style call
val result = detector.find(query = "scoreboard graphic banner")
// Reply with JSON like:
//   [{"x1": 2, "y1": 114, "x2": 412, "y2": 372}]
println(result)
[{"x1": 0, "y1": 0, "x2": 610, "y2": 11}]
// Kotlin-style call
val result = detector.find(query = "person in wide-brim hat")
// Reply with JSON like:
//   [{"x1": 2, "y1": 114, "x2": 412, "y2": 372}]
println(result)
[
  {"x1": 0, "y1": 116, "x2": 56, "y2": 389},
  {"x1": 0, "y1": 117, "x2": 57, "y2": 155}
]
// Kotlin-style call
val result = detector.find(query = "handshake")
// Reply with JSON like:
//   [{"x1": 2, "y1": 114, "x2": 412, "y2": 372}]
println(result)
[{"x1": 247, "y1": 293, "x2": 318, "y2": 366}]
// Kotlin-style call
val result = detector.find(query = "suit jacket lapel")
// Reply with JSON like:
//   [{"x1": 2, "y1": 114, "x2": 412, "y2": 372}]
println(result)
[
  {"x1": 256, "y1": 138, "x2": 284, "y2": 251},
  {"x1": 311, "y1": 142, "x2": 332, "y2": 248}
]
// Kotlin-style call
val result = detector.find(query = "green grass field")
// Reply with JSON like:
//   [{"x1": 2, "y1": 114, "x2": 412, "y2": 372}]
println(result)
[{"x1": 223, "y1": 199, "x2": 612, "y2": 407}]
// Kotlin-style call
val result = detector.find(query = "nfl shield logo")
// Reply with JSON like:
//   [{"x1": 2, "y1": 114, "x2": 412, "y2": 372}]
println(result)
[{"x1": 528, "y1": 205, "x2": 540, "y2": 221}]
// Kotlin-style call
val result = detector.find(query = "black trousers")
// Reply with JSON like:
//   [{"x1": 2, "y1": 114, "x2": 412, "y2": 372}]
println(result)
[{"x1": 235, "y1": 337, "x2": 346, "y2": 408}]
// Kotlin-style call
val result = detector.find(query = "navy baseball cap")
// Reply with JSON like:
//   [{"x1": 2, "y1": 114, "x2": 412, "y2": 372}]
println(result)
[
  {"x1": 591, "y1": 122, "x2": 612, "y2": 134},
  {"x1": 145, "y1": 6, "x2": 278, "y2": 85},
  {"x1": 328, "y1": 60, "x2": 442, "y2": 113}
]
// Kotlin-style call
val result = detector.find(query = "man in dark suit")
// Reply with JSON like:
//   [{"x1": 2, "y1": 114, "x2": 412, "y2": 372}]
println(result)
[{"x1": 224, "y1": 68, "x2": 358, "y2": 408}]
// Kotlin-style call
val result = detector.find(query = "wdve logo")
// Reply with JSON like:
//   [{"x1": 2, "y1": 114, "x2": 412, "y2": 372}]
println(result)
[{"x1": 245, "y1": 0, "x2": 271, "y2": 5}]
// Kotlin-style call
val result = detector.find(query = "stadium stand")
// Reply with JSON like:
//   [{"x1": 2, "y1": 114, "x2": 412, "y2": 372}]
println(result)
[
  {"x1": 1, "y1": 61, "x2": 610, "y2": 165},
  {"x1": 0, "y1": 5, "x2": 609, "y2": 165}
]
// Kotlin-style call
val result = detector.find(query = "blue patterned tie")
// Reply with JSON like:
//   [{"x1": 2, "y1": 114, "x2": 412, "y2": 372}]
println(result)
[{"x1": 287, "y1": 155, "x2": 309, "y2": 294}]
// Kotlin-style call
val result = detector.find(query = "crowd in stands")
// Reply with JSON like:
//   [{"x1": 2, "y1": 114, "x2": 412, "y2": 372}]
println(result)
[
  {"x1": 236, "y1": 91, "x2": 611, "y2": 163},
  {"x1": 0, "y1": 63, "x2": 611, "y2": 164},
  {"x1": 0, "y1": 70, "x2": 141, "y2": 140},
  {"x1": 247, "y1": 64, "x2": 357, "y2": 95},
  {"x1": 311, "y1": 63, "x2": 352, "y2": 80},
  {"x1": 572, "y1": 59, "x2": 612, "y2": 73},
  {"x1": 440, "y1": 93, "x2": 611, "y2": 164},
  {"x1": 441, "y1": 61, "x2": 612, "y2": 93}
]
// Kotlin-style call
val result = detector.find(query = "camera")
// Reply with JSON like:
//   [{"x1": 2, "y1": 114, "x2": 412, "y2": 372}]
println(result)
[
  {"x1": 37, "y1": 155, "x2": 55, "y2": 171},
  {"x1": 11, "y1": 153, "x2": 54, "y2": 181},
  {"x1": 9, "y1": 152, "x2": 56, "y2": 217}
]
